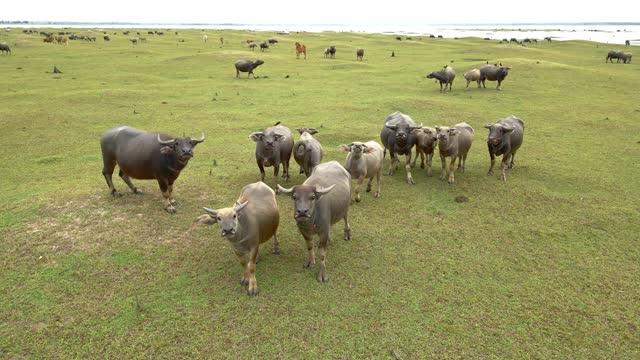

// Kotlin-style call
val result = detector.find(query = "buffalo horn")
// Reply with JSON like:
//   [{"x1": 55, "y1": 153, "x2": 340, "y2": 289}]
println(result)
[
  {"x1": 192, "y1": 132, "x2": 205, "y2": 143},
  {"x1": 158, "y1": 134, "x2": 176, "y2": 145}
]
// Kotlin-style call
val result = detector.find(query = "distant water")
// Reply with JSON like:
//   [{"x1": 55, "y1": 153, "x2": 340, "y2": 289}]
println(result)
[{"x1": 5, "y1": 22, "x2": 640, "y2": 45}]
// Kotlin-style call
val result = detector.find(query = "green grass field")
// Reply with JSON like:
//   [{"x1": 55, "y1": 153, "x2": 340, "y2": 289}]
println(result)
[{"x1": 1, "y1": 28, "x2": 638, "y2": 358}]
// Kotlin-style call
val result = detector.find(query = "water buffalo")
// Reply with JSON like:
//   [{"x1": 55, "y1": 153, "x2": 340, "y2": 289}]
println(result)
[
  {"x1": 277, "y1": 161, "x2": 351, "y2": 283},
  {"x1": 463, "y1": 69, "x2": 481, "y2": 88},
  {"x1": 100, "y1": 126, "x2": 205, "y2": 213},
  {"x1": 606, "y1": 50, "x2": 625, "y2": 63},
  {"x1": 325, "y1": 45, "x2": 336, "y2": 58},
  {"x1": 380, "y1": 111, "x2": 422, "y2": 185},
  {"x1": 479, "y1": 64, "x2": 511, "y2": 90},
  {"x1": 249, "y1": 122, "x2": 294, "y2": 189},
  {"x1": 0, "y1": 42, "x2": 10, "y2": 55},
  {"x1": 340, "y1": 141, "x2": 383, "y2": 202},
  {"x1": 356, "y1": 48, "x2": 364, "y2": 61},
  {"x1": 268, "y1": 38, "x2": 278, "y2": 45},
  {"x1": 196, "y1": 181, "x2": 280, "y2": 296},
  {"x1": 293, "y1": 127, "x2": 323, "y2": 177},
  {"x1": 621, "y1": 53, "x2": 633, "y2": 63},
  {"x1": 485, "y1": 115, "x2": 525, "y2": 181},
  {"x1": 412, "y1": 127, "x2": 438, "y2": 176},
  {"x1": 234, "y1": 59, "x2": 264, "y2": 78},
  {"x1": 259, "y1": 42, "x2": 269, "y2": 51},
  {"x1": 295, "y1": 42, "x2": 306, "y2": 59},
  {"x1": 426, "y1": 66, "x2": 456, "y2": 92},
  {"x1": 435, "y1": 123, "x2": 474, "y2": 184}
]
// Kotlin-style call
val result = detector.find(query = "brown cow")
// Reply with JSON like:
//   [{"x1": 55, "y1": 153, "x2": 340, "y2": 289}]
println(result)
[
  {"x1": 295, "y1": 42, "x2": 307, "y2": 59},
  {"x1": 196, "y1": 181, "x2": 280, "y2": 296}
]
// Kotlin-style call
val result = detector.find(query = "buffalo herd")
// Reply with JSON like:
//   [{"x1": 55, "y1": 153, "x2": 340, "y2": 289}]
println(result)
[{"x1": 101, "y1": 111, "x2": 525, "y2": 295}]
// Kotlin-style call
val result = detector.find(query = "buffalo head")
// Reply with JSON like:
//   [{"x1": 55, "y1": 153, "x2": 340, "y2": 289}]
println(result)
[
  {"x1": 435, "y1": 126, "x2": 460, "y2": 146},
  {"x1": 277, "y1": 184, "x2": 335, "y2": 222},
  {"x1": 339, "y1": 142, "x2": 375, "y2": 159},
  {"x1": 157, "y1": 132, "x2": 205, "y2": 161},
  {"x1": 484, "y1": 123, "x2": 513, "y2": 146},
  {"x1": 249, "y1": 130, "x2": 285, "y2": 151},
  {"x1": 296, "y1": 127, "x2": 318, "y2": 135},
  {"x1": 199, "y1": 200, "x2": 249, "y2": 238},
  {"x1": 386, "y1": 121, "x2": 422, "y2": 147}
]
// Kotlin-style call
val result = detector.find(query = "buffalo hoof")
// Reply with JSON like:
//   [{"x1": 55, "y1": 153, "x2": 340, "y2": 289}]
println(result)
[
  {"x1": 366, "y1": 185, "x2": 371, "y2": 192},
  {"x1": 420, "y1": 163, "x2": 425, "y2": 169},
  {"x1": 355, "y1": 195, "x2": 361, "y2": 203},
  {"x1": 247, "y1": 289, "x2": 258, "y2": 296},
  {"x1": 374, "y1": 191, "x2": 380, "y2": 198},
  {"x1": 487, "y1": 170, "x2": 494, "y2": 176},
  {"x1": 271, "y1": 248, "x2": 281, "y2": 255},
  {"x1": 165, "y1": 206, "x2": 176, "y2": 214},
  {"x1": 500, "y1": 174, "x2": 507, "y2": 181},
  {"x1": 457, "y1": 167, "x2": 465, "y2": 173},
  {"x1": 448, "y1": 178, "x2": 455, "y2": 185},
  {"x1": 111, "y1": 191, "x2": 123, "y2": 197},
  {"x1": 133, "y1": 189, "x2": 143, "y2": 195},
  {"x1": 344, "y1": 230, "x2": 352, "y2": 241},
  {"x1": 317, "y1": 274, "x2": 329, "y2": 283},
  {"x1": 303, "y1": 262, "x2": 314, "y2": 269},
  {"x1": 407, "y1": 178, "x2": 415, "y2": 185},
  {"x1": 240, "y1": 279, "x2": 249, "y2": 286}
]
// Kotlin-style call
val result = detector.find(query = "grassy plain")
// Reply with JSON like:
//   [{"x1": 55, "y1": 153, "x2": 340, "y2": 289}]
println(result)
[{"x1": 0, "y1": 28, "x2": 639, "y2": 358}]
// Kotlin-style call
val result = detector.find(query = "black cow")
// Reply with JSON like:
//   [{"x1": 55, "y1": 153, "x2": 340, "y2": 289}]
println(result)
[
  {"x1": 484, "y1": 115, "x2": 525, "y2": 181},
  {"x1": 234, "y1": 59, "x2": 264, "y2": 78},
  {"x1": 380, "y1": 111, "x2": 422, "y2": 185},
  {"x1": 100, "y1": 126, "x2": 205, "y2": 213}
]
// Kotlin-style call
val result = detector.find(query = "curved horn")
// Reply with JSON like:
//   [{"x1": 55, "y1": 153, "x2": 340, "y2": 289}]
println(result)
[
  {"x1": 158, "y1": 134, "x2": 176, "y2": 145},
  {"x1": 234, "y1": 200, "x2": 249, "y2": 212},
  {"x1": 192, "y1": 132, "x2": 205, "y2": 143},
  {"x1": 314, "y1": 184, "x2": 336, "y2": 196},
  {"x1": 384, "y1": 121, "x2": 398, "y2": 130},
  {"x1": 276, "y1": 184, "x2": 294, "y2": 195},
  {"x1": 409, "y1": 123, "x2": 423, "y2": 130},
  {"x1": 203, "y1": 207, "x2": 218, "y2": 216}
]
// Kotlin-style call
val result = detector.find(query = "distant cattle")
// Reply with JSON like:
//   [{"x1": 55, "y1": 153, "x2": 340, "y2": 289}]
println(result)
[
  {"x1": 0, "y1": 42, "x2": 10, "y2": 55},
  {"x1": 606, "y1": 50, "x2": 625, "y2": 63},
  {"x1": 43, "y1": 36, "x2": 55, "y2": 43},
  {"x1": 103, "y1": 35, "x2": 110, "y2": 41},
  {"x1": 356, "y1": 48, "x2": 364, "y2": 61},
  {"x1": 625, "y1": 40, "x2": 631, "y2": 46},
  {"x1": 326, "y1": 46, "x2": 336, "y2": 58},
  {"x1": 260, "y1": 42, "x2": 269, "y2": 51},
  {"x1": 426, "y1": 66, "x2": 456, "y2": 92},
  {"x1": 463, "y1": 69, "x2": 481, "y2": 88},
  {"x1": 295, "y1": 42, "x2": 307, "y2": 59},
  {"x1": 234, "y1": 59, "x2": 265, "y2": 78},
  {"x1": 130, "y1": 38, "x2": 138, "y2": 45},
  {"x1": 248, "y1": 43, "x2": 257, "y2": 50},
  {"x1": 202, "y1": 35, "x2": 208, "y2": 43},
  {"x1": 268, "y1": 38, "x2": 278, "y2": 45},
  {"x1": 479, "y1": 64, "x2": 511, "y2": 91}
]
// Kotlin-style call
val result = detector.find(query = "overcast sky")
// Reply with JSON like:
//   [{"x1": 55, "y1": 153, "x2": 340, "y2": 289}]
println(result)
[{"x1": 4, "y1": 0, "x2": 639, "y2": 24}]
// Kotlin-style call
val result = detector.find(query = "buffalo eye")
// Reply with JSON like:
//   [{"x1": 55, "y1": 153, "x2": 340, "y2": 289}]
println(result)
[
  {"x1": 233, "y1": 214, "x2": 237, "y2": 219},
  {"x1": 217, "y1": 216, "x2": 221, "y2": 221},
  {"x1": 310, "y1": 194, "x2": 316, "y2": 200}
]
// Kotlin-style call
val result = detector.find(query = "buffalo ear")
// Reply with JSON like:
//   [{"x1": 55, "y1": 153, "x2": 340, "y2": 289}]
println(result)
[
  {"x1": 339, "y1": 144, "x2": 351, "y2": 152},
  {"x1": 160, "y1": 146, "x2": 175, "y2": 154},
  {"x1": 502, "y1": 126, "x2": 514, "y2": 133},
  {"x1": 274, "y1": 134, "x2": 284, "y2": 141},
  {"x1": 484, "y1": 123, "x2": 493, "y2": 129},
  {"x1": 249, "y1": 132, "x2": 264, "y2": 142},
  {"x1": 365, "y1": 146, "x2": 377, "y2": 153},
  {"x1": 307, "y1": 128, "x2": 318, "y2": 135}
]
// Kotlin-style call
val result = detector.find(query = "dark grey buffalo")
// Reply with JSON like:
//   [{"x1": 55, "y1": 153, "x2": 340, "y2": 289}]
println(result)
[
  {"x1": 484, "y1": 115, "x2": 525, "y2": 181},
  {"x1": 100, "y1": 126, "x2": 205, "y2": 213},
  {"x1": 260, "y1": 42, "x2": 269, "y2": 51},
  {"x1": 606, "y1": 50, "x2": 624, "y2": 63},
  {"x1": 293, "y1": 127, "x2": 323, "y2": 177},
  {"x1": 426, "y1": 66, "x2": 456, "y2": 92},
  {"x1": 235, "y1": 59, "x2": 264, "y2": 78},
  {"x1": 0, "y1": 42, "x2": 10, "y2": 55},
  {"x1": 249, "y1": 122, "x2": 294, "y2": 189},
  {"x1": 356, "y1": 48, "x2": 364, "y2": 61},
  {"x1": 277, "y1": 161, "x2": 352, "y2": 283},
  {"x1": 268, "y1": 38, "x2": 278, "y2": 45},
  {"x1": 479, "y1": 64, "x2": 512, "y2": 90},
  {"x1": 380, "y1": 111, "x2": 422, "y2": 185}
]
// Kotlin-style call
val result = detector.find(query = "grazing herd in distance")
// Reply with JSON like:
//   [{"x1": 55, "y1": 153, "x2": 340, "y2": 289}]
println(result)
[{"x1": 99, "y1": 110, "x2": 525, "y2": 295}]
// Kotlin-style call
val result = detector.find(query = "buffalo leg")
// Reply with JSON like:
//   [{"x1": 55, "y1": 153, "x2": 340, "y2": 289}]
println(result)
[
  {"x1": 487, "y1": 147, "x2": 496, "y2": 176},
  {"x1": 497, "y1": 80, "x2": 502, "y2": 91},
  {"x1": 238, "y1": 254, "x2": 249, "y2": 286},
  {"x1": 102, "y1": 158, "x2": 121, "y2": 196},
  {"x1": 157, "y1": 179, "x2": 176, "y2": 214},
  {"x1": 387, "y1": 151, "x2": 396, "y2": 176},
  {"x1": 509, "y1": 152, "x2": 517, "y2": 169},
  {"x1": 374, "y1": 170, "x2": 381, "y2": 198},
  {"x1": 247, "y1": 247, "x2": 259, "y2": 296},
  {"x1": 366, "y1": 176, "x2": 373, "y2": 193},
  {"x1": 500, "y1": 159, "x2": 508, "y2": 181},
  {"x1": 119, "y1": 170, "x2": 142, "y2": 194},
  {"x1": 426, "y1": 152, "x2": 433, "y2": 177},
  {"x1": 271, "y1": 233, "x2": 281, "y2": 255},
  {"x1": 316, "y1": 231, "x2": 329, "y2": 283},
  {"x1": 439, "y1": 154, "x2": 447, "y2": 181},
  {"x1": 282, "y1": 160, "x2": 290, "y2": 182},
  {"x1": 448, "y1": 156, "x2": 456, "y2": 184},
  {"x1": 405, "y1": 154, "x2": 415, "y2": 185},
  {"x1": 257, "y1": 160, "x2": 265, "y2": 182},
  {"x1": 343, "y1": 213, "x2": 352, "y2": 241},
  {"x1": 301, "y1": 231, "x2": 315, "y2": 269},
  {"x1": 236, "y1": 69, "x2": 240, "y2": 78},
  {"x1": 354, "y1": 175, "x2": 364, "y2": 202},
  {"x1": 167, "y1": 183, "x2": 176, "y2": 205}
]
